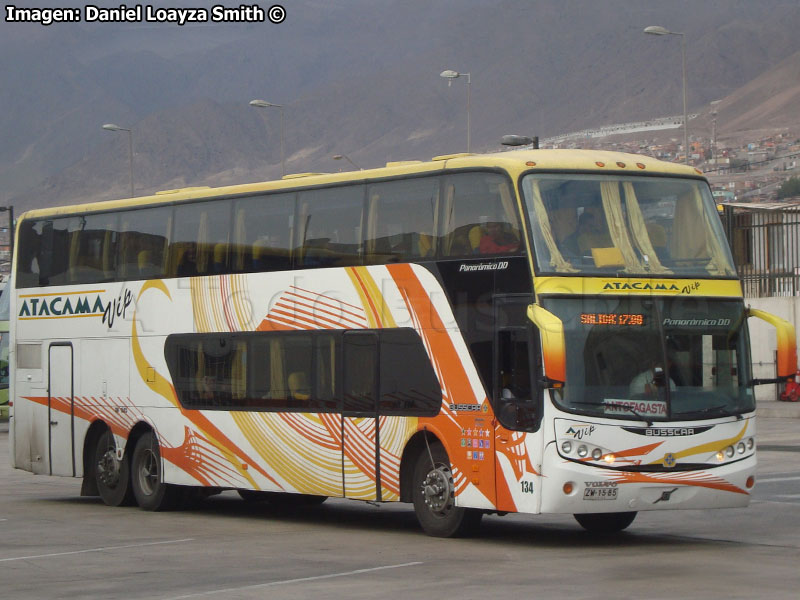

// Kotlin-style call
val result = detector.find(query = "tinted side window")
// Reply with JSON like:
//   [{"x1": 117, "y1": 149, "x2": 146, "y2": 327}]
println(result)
[
  {"x1": 297, "y1": 185, "x2": 364, "y2": 268},
  {"x1": 16, "y1": 220, "x2": 46, "y2": 288},
  {"x1": 118, "y1": 207, "x2": 171, "y2": 280},
  {"x1": 168, "y1": 200, "x2": 231, "y2": 277},
  {"x1": 69, "y1": 213, "x2": 119, "y2": 284},
  {"x1": 364, "y1": 177, "x2": 439, "y2": 264},
  {"x1": 441, "y1": 172, "x2": 522, "y2": 257},
  {"x1": 379, "y1": 328, "x2": 441, "y2": 416},
  {"x1": 232, "y1": 193, "x2": 295, "y2": 272},
  {"x1": 343, "y1": 332, "x2": 377, "y2": 413}
]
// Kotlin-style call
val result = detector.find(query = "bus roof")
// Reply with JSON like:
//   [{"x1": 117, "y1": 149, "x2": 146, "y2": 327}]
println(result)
[{"x1": 19, "y1": 148, "x2": 702, "y2": 221}]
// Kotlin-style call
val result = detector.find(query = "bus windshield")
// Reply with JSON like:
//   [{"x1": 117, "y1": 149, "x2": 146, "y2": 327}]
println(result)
[
  {"x1": 542, "y1": 297, "x2": 754, "y2": 421},
  {"x1": 522, "y1": 173, "x2": 736, "y2": 278}
]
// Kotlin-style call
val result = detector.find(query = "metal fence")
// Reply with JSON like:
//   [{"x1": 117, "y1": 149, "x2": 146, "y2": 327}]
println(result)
[{"x1": 721, "y1": 203, "x2": 800, "y2": 297}]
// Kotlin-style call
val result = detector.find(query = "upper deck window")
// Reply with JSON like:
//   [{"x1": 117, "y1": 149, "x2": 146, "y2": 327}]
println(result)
[{"x1": 522, "y1": 174, "x2": 736, "y2": 278}]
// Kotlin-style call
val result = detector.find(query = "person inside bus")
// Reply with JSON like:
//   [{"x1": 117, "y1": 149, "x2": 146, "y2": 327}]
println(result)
[
  {"x1": 479, "y1": 221, "x2": 519, "y2": 254},
  {"x1": 576, "y1": 204, "x2": 613, "y2": 255},
  {"x1": 629, "y1": 356, "x2": 676, "y2": 398},
  {"x1": 550, "y1": 206, "x2": 580, "y2": 257}
]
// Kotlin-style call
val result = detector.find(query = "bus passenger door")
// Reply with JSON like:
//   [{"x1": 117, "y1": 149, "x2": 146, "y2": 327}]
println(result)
[
  {"x1": 47, "y1": 343, "x2": 74, "y2": 476},
  {"x1": 341, "y1": 331, "x2": 380, "y2": 501},
  {"x1": 493, "y1": 296, "x2": 542, "y2": 514}
]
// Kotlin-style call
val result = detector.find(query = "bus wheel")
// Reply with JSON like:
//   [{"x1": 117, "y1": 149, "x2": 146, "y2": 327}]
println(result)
[
  {"x1": 574, "y1": 511, "x2": 637, "y2": 533},
  {"x1": 94, "y1": 429, "x2": 134, "y2": 507},
  {"x1": 412, "y1": 442, "x2": 482, "y2": 537},
  {"x1": 131, "y1": 431, "x2": 181, "y2": 511}
]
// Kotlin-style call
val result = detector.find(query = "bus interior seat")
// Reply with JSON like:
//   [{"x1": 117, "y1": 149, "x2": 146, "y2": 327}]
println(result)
[
  {"x1": 468, "y1": 225, "x2": 484, "y2": 252},
  {"x1": 212, "y1": 243, "x2": 227, "y2": 274},
  {"x1": 288, "y1": 372, "x2": 311, "y2": 401}
]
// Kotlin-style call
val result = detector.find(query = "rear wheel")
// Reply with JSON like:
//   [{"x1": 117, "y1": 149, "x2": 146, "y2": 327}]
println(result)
[
  {"x1": 131, "y1": 431, "x2": 182, "y2": 511},
  {"x1": 94, "y1": 429, "x2": 134, "y2": 507},
  {"x1": 574, "y1": 511, "x2": 637, "y2": 533},
  {"x1": 412, "y1": 442, "x2": 482, "y2": 537}
]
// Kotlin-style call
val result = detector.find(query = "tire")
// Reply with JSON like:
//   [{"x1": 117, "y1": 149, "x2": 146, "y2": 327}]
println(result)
[
  {"x1": 574, "y1": 511, "x2": 637, "y2": 533},
  {"x1": 130, "y1": 431, "x2": 182, "y2": 511},
  {"x1": 93, "y1": 429, "x2": 134, "y2": 507},
  {"x1": 412, "y1": 442, "x2": 482, "y2": 537}
]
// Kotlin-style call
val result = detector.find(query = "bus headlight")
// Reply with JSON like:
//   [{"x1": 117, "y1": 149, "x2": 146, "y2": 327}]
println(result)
[
  {"x1": 591, "y1": 448, "x2": 603, "y2": 461},
  {"x1": 577, "y1": 445, "x2": 588, "y2": 458},
  {"x1": 737, "y1": 442, "x2": 746, "y2": 454},
  {"x1": 746, "y1": 437, "x2": 755, "y2": 450},
  {"x1": 561, "y1": 441, "x2": 573, "y2": 454},
  {"x1": 725, "y1": 446, "x2": 735, "y2": 458}
]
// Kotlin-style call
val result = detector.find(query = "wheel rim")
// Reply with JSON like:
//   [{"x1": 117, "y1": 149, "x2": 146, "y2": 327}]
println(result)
[
  {"x1": 97, "y1": 442, "x2": 121, "y2": 489},
  {"x1": 137, "y1": 448, "x2": 160, "y2": 496},
  {"x1": 420, "y1": 463, "x2": 454, "y2": 515}
]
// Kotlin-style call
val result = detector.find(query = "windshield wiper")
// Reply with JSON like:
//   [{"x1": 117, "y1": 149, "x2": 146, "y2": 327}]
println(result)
[
  {"x1": 673, "y1": 405, "x2": 741, "y2": 420},
  {"x1": 568, "y1": 401, "x2": 654, "y2": 427}
]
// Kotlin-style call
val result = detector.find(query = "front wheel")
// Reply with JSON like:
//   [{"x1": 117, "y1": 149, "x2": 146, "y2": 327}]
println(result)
[
  {"x1": 412, "y1": 442, "x2": 482, "y2": 537},
  {"x1": 131, "y1": 431, "x2": 182, "y2": 511},
  {"x1": 574, "y1": 511, "x2": 637, "y2": 533}
]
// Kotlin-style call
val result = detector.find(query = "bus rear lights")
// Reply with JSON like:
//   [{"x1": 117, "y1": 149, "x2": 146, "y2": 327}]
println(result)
[
  {"x1": 746, "y1": 476, "x2": 755, "y2": 489},
  {"x1": 563, "y1": 482, "x2": 575, "y2": 495}
]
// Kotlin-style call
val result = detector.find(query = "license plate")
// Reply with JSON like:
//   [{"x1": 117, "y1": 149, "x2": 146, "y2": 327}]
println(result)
[{"x1": 583, "y1": 487, "x2": 618, "y2": 500}]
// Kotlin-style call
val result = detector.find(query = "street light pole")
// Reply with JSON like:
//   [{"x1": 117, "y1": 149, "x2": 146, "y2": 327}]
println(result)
[
  {"x1": 332, "y1": 154, "x2": 362, "y2": 170},
  {"x1": 0, "y1": 206, "x2": 13, "y2": 265},
  {"x1": 102, "y1": 123, "x2": 134, "y2": 197},
  {"x1": 644, "y1": 26, "x2": 689, "y2": 165},
  {"x1": 249, "y1": 99, "x2": 285, "y2": 176},
  {"x1": 440, "y1": 69, "x2": 472, "y2": 152}
]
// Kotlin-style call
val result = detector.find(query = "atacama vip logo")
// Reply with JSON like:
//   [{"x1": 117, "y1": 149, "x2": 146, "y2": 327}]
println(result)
[{"x1": 18, "y1": 291, "x2": 107, "y2": 319}]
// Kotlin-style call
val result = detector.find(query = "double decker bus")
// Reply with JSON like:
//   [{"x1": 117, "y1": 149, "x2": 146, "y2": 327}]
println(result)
[{"x1": 9, "y1": 149, "x2": 796, "y2": 536}]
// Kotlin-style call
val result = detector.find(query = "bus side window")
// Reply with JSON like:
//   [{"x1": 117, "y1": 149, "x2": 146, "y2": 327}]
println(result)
[
  {"x1": 441, "y1": 172, "x2": 522, "y2": 257},
  {"x1": 364, "y1": 177, "x2": 439, "y2": 264},
  {"x1": 297, "y1": 185, "x2": 365, "y2": 268},
  {"x1": 117, "y1": 206, "x2": 170, "y2": 280},
  {"x1": 16, "y1": 220, "x2": 45, "y2": 288},
  {"x1": 232, "y1": 193, "x2": 295, "y2": 273}
]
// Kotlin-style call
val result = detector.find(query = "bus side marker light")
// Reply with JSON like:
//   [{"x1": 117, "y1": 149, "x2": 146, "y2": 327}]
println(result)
[
  {"x1": 242, "y1": 464, "x2": 248, "y2": 470},
  {"x1": 595, "y1": 161, "x2": 605, "y2": 167},
  {"x1": 526, "y1": 161, "x2": 537, "y2": 166},
  {"x1": 472, "y1": 465, "x2": 479, "y2": 472},
  {"x1": 746, "y1": 476, "x2": 755, "y2": 489},
  {"x1": 616, "y1": 162, "x2": 626, "y2": 168},
  {"x1": 563, "y1": 482, "x2": 574, "y2": 495},
  {"x1": 472, "y1": 478, "x2": 480, "y2": 486},
  {"x1": 636, "y1": 162, "x2": 646, "y2": 169}
]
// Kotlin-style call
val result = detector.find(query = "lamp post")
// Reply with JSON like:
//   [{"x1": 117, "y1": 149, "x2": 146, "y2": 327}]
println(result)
[
  {"x1": 644, "y1": 26, "x2": 689, "y2": 165},
  {"x1": 710, "y1": 100, "x2": 721, "y2": 172},
  {"x1": 249, "y1": 99, "x2": 285, "y2": 176},
  {"x1": 102, "y1": 123, "x2": 134, "y2": 197},
  {"x1": 440, "y1": 69, "x2": 471, "y2": 152},
  {"x1": 0, "y1": 206, "x2": 13, "y2": 265},
  {"x1": 332, "y1": 154, "x2": 362, "y2": 171}
]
